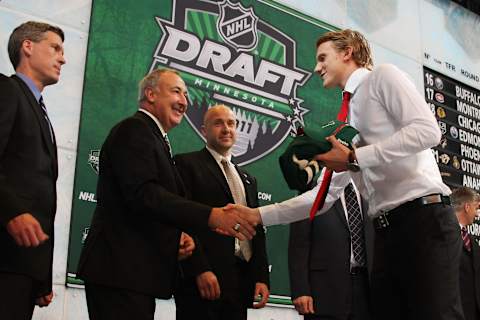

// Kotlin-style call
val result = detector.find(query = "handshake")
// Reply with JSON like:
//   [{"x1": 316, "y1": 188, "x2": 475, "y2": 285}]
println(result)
[{"x1": 207, "y1": 204, "x2": 262, "y2": 240}]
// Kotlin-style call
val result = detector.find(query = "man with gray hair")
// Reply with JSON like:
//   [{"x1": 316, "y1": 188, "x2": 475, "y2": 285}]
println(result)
[
  {"x1": 451, "y1": 187, "x2": 480, "y2": 320},
  {"x1": 0, "y1": 21, "x2": 65, "y2": 318},
  {"x1": 78, "y1": 69, "x2": 258, "y2": 320}
]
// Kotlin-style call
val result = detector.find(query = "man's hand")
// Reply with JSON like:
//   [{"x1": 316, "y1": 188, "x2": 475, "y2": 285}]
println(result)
[
  {"x1": 208, "y1": 206, "x2": 258, "y2": 241},
  {"x1": 315, "y1": 136, "x2": 350, "y2": 172},
  {"x1": 292, "y1": 295, "x2": 315, "y2": 315},
  {"x1": 196, "y1": 271, "x2": 221, "y2": 300},
  {"x1": 6, "y1": 213, "x2": 49, "y2": 247},
  {"x1": 253, "y1": 282, "x2": 269, "y2": 309},
  {"x1": 178, "y1": 232, "x2": 195, "y2": 261},
  {"x1": 35, "y1": 292, "x2": 53, "y2": 307}
]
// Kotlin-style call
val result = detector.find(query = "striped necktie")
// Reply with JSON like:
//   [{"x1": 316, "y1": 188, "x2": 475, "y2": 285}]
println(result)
[{"x1": 461, "y1": 226, "x2": 472, "y2": 252}]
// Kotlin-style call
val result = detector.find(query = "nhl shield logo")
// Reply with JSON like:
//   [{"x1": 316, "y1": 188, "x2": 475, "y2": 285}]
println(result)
[
  {"x1": 217, "y1": 0, "x2": 259, "y2": 51},
  {"x1": 88, "y1": 150, "x2": 100, "y2": 174},
  {"x1": 151, "y1": 0, "x2": 311, "y2": 165}
]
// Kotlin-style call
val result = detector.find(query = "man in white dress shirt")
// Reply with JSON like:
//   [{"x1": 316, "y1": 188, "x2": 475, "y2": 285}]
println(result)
[{"x1": 227, "y1": 29, "x2": 463, "y2": 320}]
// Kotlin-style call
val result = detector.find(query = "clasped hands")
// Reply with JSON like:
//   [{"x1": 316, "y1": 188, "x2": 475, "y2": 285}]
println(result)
[{"x1": 208, "y1": 204, "x2": 262, "y2": 241}]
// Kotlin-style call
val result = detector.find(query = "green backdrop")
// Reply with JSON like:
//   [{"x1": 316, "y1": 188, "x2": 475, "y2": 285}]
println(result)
[{"x1": 67, "y1": 0, "x2": 340, "y2": 305}]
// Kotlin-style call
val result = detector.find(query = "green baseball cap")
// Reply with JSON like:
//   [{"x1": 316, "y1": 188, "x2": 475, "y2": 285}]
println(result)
[{"x1": 279, "y1": 120, "x2": 358, "y2": 191}]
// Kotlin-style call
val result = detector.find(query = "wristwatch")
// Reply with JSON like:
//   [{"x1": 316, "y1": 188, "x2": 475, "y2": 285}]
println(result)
[{"x1": 346, "y1": 150, "x2": 360, "y2": 172}]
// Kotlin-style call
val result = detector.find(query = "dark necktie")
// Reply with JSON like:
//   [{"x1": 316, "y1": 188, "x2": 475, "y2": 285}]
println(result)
[
  {"x1": 461, "y1": 226, "x2": 472, "y2": 252},
  {"x1": 344, "y1": 183, "x2": 366, "y2": 266},
  {"x1": 39, "y1": 96, "x2": 54, "y2": 143},
  {"x1": 309, "y1": 91, "x2": 351, "y2": 219},
  {"x1": 163, "y1": 134, "x2": 173, "y2": 158}
]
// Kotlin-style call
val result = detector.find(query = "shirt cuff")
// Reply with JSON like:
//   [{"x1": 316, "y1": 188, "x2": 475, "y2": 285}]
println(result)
[{"x1": 355, "y1": 144, "x2": 380, "y2": 169}]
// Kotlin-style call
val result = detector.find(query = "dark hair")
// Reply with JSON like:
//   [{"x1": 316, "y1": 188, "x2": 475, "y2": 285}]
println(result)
[{"x1": 8, "y1": 21, "x2": 64, "y2": 69}]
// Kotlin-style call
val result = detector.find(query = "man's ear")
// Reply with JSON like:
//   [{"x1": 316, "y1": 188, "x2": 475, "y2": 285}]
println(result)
[
  {"x1": 144, "y1": 87, "x2": 155, "y2": 103},
  {"x1": 200, "y1": 125, "x2": 207, "y2": 138},
  {"x1": 21, "y1": 39, "x2": 33, "y2": 58},
  {"x1": 464, "y1": 202, "x2": 471, "y2": 213},
  {"x1": 342, "y1": 46, "x2": 353, "y2": 62}
]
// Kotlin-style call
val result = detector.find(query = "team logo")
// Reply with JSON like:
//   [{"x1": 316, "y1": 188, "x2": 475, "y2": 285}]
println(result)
[
  {"x1": 439, "y1": 153, "x2": 450, "y2": 165},
  {"x1": 150, "y1": 0, "x2": 311, "y2": 165},
  {"x1": 216, "y1": 0, "x2": 258, "y2": 51},
  {"x1": 438, "y1": 121, "x2": 447, "y2": 135},
  {"x1": 88, "y1": 150, "x2": 100, "y2": 174},
  {"x1": 450, "y1": 125, "x2": 458, "y2": 139},
  {"x1": 435, "y1": 92, "x2": 445, "y2": 103},
  {"x1": 453, "y1": 156, "x2": 460, "y2": 169},
  {"x1": 434, "y1": 77, "x2": 444, "y2": 90},
  {"x1": 436, "y1": 106, "x2": 446, "y2": 119},
  {"x1": 81, "y1": 227, "x2": 90, "y2": 244},
  {"x1": 440, "y1": 136, "x2": 448, "y2": 149}
]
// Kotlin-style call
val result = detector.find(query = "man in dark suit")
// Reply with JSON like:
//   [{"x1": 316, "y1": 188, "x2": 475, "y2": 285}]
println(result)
[
  {"x1": 451, "y1": 187, "x2": 480, "y2": 320},
  {"x1": 289, "y1": 182, "x2": 373, "y2": 320},
  {"x1": 174, "y1": 105, "x2": 270, "y2": 320},
  {"x1": 0, "y1": 21, "x2": 65, "y2": 319},
  {"x1": 77, "y1": 70, "x2": 257, "y2": 320}
]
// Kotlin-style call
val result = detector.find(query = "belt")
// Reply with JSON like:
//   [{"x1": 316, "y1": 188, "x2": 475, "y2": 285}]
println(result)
[
  {"x1": 373, "y1": 194, "x2": 450, "y2": 230},
  {"x1": 350, "y1": 266, "x2": 366, "y2": 275}
]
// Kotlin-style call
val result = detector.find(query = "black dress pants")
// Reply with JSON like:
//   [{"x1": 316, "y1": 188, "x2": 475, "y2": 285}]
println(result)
[
  {"x1": 371, "y1": 202, "x2": 464, "y2": 320},
  {"x1": 175, "y1": 258, "x2": 251, "y2": 320},
  {"x1": 0, "y1": 273, "x2": 35, "y2": 320},
  {"x1": 85, "y1": 282, "x2": 156, "y2": 320},
  {"x1": 304, "y1": 268, "x2": 371, "y2": 320}
]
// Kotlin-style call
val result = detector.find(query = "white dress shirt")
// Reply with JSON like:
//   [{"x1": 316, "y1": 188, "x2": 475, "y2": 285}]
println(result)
[{"x1": 260, "y1": 64, "x2": 450, "y2": 226}]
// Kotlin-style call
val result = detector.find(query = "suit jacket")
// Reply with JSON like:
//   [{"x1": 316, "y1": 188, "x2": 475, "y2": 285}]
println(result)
[
  {"x1": 77, "y1": 111, "x2": 213, "y2": 298},
  {"x1": 0, "y1": 74, "x2": 58, "y2": 296},
  {"x1": 174, "y1": 148, "x2": 269, "y2": 306},
  {"x1": 459, "y1": 234, "x2": 480, "y2": 320},
  {"x1": 288, "y1": 197, "x2": 373, "y2": 319}
]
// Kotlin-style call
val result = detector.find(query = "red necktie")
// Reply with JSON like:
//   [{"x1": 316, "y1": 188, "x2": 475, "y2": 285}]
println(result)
[
  {"x1": 309, "y1": 91, "x2": 351, "y2": 220},
  {"x1": 461, "y1": 226, "x2": 472, "y2": 252}
]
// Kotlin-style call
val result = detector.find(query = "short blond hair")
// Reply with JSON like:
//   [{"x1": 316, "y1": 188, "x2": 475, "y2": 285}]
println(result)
[{"x1": 316, "y1": 29, "x2": 373, "y2": 70}]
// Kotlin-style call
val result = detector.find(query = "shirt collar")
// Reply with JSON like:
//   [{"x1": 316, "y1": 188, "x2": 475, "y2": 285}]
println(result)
[
  {"x1": 206, "y1": 145, "x2": 232, "y2": 164},
  {"x1": 344, "y1": 68, "x2": 370, "y2": 96},
  {"x1": 16, "y1": 72, "x2": 42, "y2": 103},
  {"x1": 139, "y1": 108, "x2": 167, "y2": 137}
]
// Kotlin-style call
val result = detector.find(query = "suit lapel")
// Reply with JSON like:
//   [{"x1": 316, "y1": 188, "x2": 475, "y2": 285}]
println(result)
[
  {"x1": 334, "y1": 199, "x2": 349, "y2": 230},
  {"x1": 12, "y1": 75, "x2": 57, "y2": 169},
  {"x1": 136, "y1": 111, "x2": 186, "y2": 195},
  {"x1": 136, "y1": 111, "x2": 172, "y2": 160},
  {"x1": 235, "y1": 164, "x2": 254, "y2": 206},
  {"x1": 472, "y1": 236, "x2": 480, "y2": 272},
  {"x1": 200, "y1": 148, "x2": 233, "y2": 201}
]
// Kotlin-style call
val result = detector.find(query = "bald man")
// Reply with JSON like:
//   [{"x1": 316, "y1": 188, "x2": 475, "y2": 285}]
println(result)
[{"x1": 174, "y1": 105, "x2": 269, "y2": 320}]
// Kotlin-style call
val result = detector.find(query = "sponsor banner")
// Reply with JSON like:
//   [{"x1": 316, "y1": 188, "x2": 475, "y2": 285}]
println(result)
[{"x1": 67, "y1": 0, "x2": 339, "y2": 302}]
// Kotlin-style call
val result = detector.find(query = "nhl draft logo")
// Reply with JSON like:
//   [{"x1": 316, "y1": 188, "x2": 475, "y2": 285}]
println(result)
[
  {"x1": 88, "y1": 150, "x2": 100, "y2": 174},
  {"x1": 216, "y1": 0, "x2": 259, "y2": 51},
  {"x1": 150, "y1": 0, "x2": 311, "y2": 165}
]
